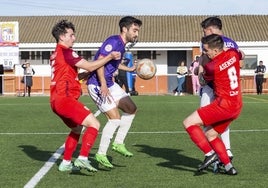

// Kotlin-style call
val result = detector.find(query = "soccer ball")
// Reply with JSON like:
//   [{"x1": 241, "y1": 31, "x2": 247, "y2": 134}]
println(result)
[{"x1": 136, "y1": 58, "x2": 157, "y2": 80}]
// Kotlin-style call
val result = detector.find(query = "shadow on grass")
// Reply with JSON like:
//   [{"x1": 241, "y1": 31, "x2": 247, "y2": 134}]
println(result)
[
  {"x1": 134, "y1": 144, "x2": 204, "y2": 174},
  {"x1": 18, "y1": 144, "x2": 120, "y2": 173},
  {"x1": 18, "y1": 145, "x2": 55, "y2": 162}
]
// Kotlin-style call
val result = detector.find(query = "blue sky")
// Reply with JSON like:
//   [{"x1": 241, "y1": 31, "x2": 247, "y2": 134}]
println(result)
[{"x1": 1, "y1": 0, "x2": 268, "y2": 16}]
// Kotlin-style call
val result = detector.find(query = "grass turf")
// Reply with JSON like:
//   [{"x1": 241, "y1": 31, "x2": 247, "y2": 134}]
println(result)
[{"x1": 0, "y1": 95, "x2": 268, "y2": 188}]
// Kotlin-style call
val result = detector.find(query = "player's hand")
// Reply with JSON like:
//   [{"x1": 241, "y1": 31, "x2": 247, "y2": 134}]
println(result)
[
  {"x1": 78, "y1": 71, "x2": 90, "y2": 80},
  {"x1": 198, "y1": 72, "x2": 207, "y2": 86},
  {"x1": 100, "y1": 85, "x2": 110, "y2": 97},
  {"x1": 110, "y1": 51, "x2": 121, "y2": 60},
  {"x1": 198, "y1": 65, "x2": 204, "y2": 74},
  {"x1": 130, "y1": 65, "x2": 136, "y2": 72}
]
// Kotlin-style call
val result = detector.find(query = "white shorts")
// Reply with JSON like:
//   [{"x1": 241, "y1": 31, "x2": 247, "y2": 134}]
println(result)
[
  {"x1": 87, "y1": 82, "x2": 128, "y2": 112},
  {"x1": 200, "y1": 85, "x2": 215, "y2": 107}
]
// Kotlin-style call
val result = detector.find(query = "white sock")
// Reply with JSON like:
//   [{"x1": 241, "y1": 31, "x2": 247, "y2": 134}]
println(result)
[
  {"x1": 205, "y1": 151, "x2": 215, "y2": 156},
  {"x1": 114, "y1": 113, "x2": 135, "y2": 144},
  {"x1": 221, "y1": 127, "x2": 233, "y2": 156},
  {"x1": 97, "y1": 119, "x2": 120, "y2": 155},
  {"x1": 78, "y1": 156, "x2": 88, "y2": 160},
  {"x1": 62, "y1": 160, "x2": 71, "y2": 165},
  {"x1": 225, "y1": 163, "x2": 233, "y2": 171}
]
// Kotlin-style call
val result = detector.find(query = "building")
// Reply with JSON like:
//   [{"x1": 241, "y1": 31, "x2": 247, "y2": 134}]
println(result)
[{"x1": 0, "y1": 15, "x2": 268, "y2": 95}]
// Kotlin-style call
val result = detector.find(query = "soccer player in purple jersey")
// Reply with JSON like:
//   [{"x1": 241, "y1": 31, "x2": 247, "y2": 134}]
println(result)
[
  {"x1": 86, "y1": 16, "x2": 142, "y2": 168},
  {"x1": 197, "y1": 16, "x2": 244, "y2": 172}
]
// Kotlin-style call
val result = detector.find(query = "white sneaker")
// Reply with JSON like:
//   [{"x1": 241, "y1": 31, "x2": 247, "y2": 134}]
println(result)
[{"x1": 174, "y1": 92, "x2": 178, "y2": 96}]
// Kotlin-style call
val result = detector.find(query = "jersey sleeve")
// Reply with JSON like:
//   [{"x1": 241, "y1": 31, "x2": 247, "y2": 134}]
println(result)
[
  {"x1": 98, "y1": 37, "x2": 119, "y2": 57},
  {"x1": 63, "y1": 48, "x2": 82, "y2": 66}
]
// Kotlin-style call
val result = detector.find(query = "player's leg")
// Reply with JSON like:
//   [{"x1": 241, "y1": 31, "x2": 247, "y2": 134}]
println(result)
[
  {"x1": 111, "y1": 83, "x2": 136, "y2": 157},
  {"x1": 87, "y1": 84, "x2": 120, "y2": 168},
  {"x1": 68, "y1": 99, "x2": 99, "y2": 172},
  {"x1": 51, "y1": 98, "x2": 80, "y2": 172},
  {"x1": 59, "y1": 121, "x2": 81, "y2": 172},
  {"x1": 220, "y1": 127, "x2": 233, "y2": 158},
  {"x1": 206, "y1": 122, "x2": 237, "y2": 175},
  {"x1": 200, "y1": 85, "x2": 214, "y2": 107},
  {"x1": 183, "y1": 111, "x2": 217, "y2": 171},
  {"x1": 199, "y1": 101, "x2": 241, "y2": 175}
]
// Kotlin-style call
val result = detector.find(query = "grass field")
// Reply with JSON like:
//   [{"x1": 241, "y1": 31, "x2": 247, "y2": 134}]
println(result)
[{"x1": 1, "y1": 95, "x2": 268, "y2": 188}]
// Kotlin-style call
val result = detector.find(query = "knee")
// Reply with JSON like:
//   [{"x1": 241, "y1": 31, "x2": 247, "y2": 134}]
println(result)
[
  {"x1": 127, "y1": 104, "x2": 138, "y2": 114},
  {"x1": 183, "y1": 118, "x2": 190, "y2": 129},
  {"x1": 90, "y1": 120, "x2": 101, "y2": 130},
  {"x1": 204, "y1": 129, "x2": 218, "y2": 141},
  {"x1": 82, "y1": 115, "x2": 101, "y2": 130}
]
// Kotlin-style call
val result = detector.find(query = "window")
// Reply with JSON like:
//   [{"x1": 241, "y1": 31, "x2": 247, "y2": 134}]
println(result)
[
  {"x1": 42, "y1": 51, "x2": 50, "y2": 59},
  {"x1": 137, "y1": 51, "x2": 151, "y2": 59},
  {"x1": 77, "y1": 51, "x2": 91, "y2": 60},
  {"x1": 242, "y1": 55, "x2": 257, "y2": 70},
  {"x1": 21, "y1": 51, "x2": 29, "y2": 60},
  {"x1": 30, "y1": 51, "x2": 35, "y2": 60}
]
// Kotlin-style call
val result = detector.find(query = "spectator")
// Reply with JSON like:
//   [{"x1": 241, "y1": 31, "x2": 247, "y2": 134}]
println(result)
[
  {"x1": 255, "y1": 60, "x2": 266, "y2": 95},
  {"x1": 189, "y1": 56, "x2": 200, "y2": 95},
  {"x1": 174, "y1": 61, "x2": 188, "y2": 96},
  {"x1": 21, "y1": 62, "x2": 35, "y2": 97}
]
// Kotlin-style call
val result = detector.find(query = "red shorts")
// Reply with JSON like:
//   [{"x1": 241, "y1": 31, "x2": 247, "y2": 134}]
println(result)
[
  {"x1": 50, "y1": 96, "x2": 91, "y2": 128},
  {"x1": 198, "y1": 97, "x2": 242, "y2": 133}
]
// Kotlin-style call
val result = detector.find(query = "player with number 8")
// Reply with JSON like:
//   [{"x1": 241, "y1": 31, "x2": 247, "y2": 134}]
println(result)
[{"x1": 183, "y1": 34, "x2": 244, "y2": 175}]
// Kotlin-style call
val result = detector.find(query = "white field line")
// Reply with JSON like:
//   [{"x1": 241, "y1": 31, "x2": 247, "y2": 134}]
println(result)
[
  {"x1": 2, "y1": 129, "x2": 268, "y2": 135},
  {"x1": 18, "y1": 127, "x2": 268, "y2": 187},
  {"x1": 24, "y1": 144, "x2": 65, "y2": 188}
]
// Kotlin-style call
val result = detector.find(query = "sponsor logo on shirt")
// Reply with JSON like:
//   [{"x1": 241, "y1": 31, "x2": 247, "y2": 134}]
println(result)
[
  {"x1": 72, "y1": 51, "x2": 79, "y2": 58},
  {"x1": 104, "y1": 44, "x2": 113, "y2": 52}
]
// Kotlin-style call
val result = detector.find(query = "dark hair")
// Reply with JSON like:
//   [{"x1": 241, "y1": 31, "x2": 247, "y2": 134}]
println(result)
[
  {"x1": 201, "y1": 34, "x2": 224, "y2": 50},
  {"x1": 119, "y1": 16, "x2": 142, "y2": 32},
  {"x1": 201, "y1": 16, "x2": 222, "y2": 30},
  {"x1": 52, "y1": 20, "x2": 75, "y2": 43}
]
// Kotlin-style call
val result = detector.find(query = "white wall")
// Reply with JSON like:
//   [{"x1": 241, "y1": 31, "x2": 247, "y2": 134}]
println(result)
[
  {"x1": 14, "y1": 64, "x2": 51, "y2": 76},
  {"x1": 13, "y1": 47, "x2": 266, "y2": 77}
]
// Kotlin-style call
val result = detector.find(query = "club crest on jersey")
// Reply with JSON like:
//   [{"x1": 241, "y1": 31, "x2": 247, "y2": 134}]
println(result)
[
  {"x1": 72, "y1": 51, "x2": 79, "y2": 58},
  {"x1": 104, "y1": 44, "x2": 113, "y2": 52}
]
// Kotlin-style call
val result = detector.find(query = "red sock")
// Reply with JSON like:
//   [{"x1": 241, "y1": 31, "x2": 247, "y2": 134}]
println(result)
[
  {"x1": 80, "y1": 127, "x2": 98, "y2": 157},
  {"x1": 210, "y1": 137, "x2": 230, "y2": 165},
  {"x1": 186, "y1": 125, "x2": 213, "y2": 154},
  {"x1": 63, "y1": 131, "x2": 80, "y2": 161}
]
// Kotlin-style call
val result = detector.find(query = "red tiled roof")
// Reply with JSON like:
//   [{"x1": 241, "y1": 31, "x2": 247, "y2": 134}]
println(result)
[{"x1": 0, "y1": 15, "x2": 267, "y2": 43}]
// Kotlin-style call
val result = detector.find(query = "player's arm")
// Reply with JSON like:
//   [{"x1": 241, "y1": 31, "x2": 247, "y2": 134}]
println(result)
[
  {"x1": 197, "y1": 54, "x2": 210, "y2": 85},
  {"x1": 235, "y1": 48, "x2": 245, "y2": 68},
  {"x1": 96, "y1": 56, "x2": 109, "y2": 96},
  {"x1": 198, "y1": 65, "x2": 207, "y2": 86},
  {"x1": 75, "y1": 51, "x2": 121, "y2": 72},
  {"x1": 118, "y1": 63, "x2": 136, "y2": 72}
]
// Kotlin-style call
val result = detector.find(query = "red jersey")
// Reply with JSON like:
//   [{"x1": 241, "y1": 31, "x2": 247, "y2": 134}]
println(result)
[
  {"x1": 203, "y1": 49, "x2": 242, "y2": 102},
  {"x1": 50, "y1": 44, "x2": 82, "y2": 101}
]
